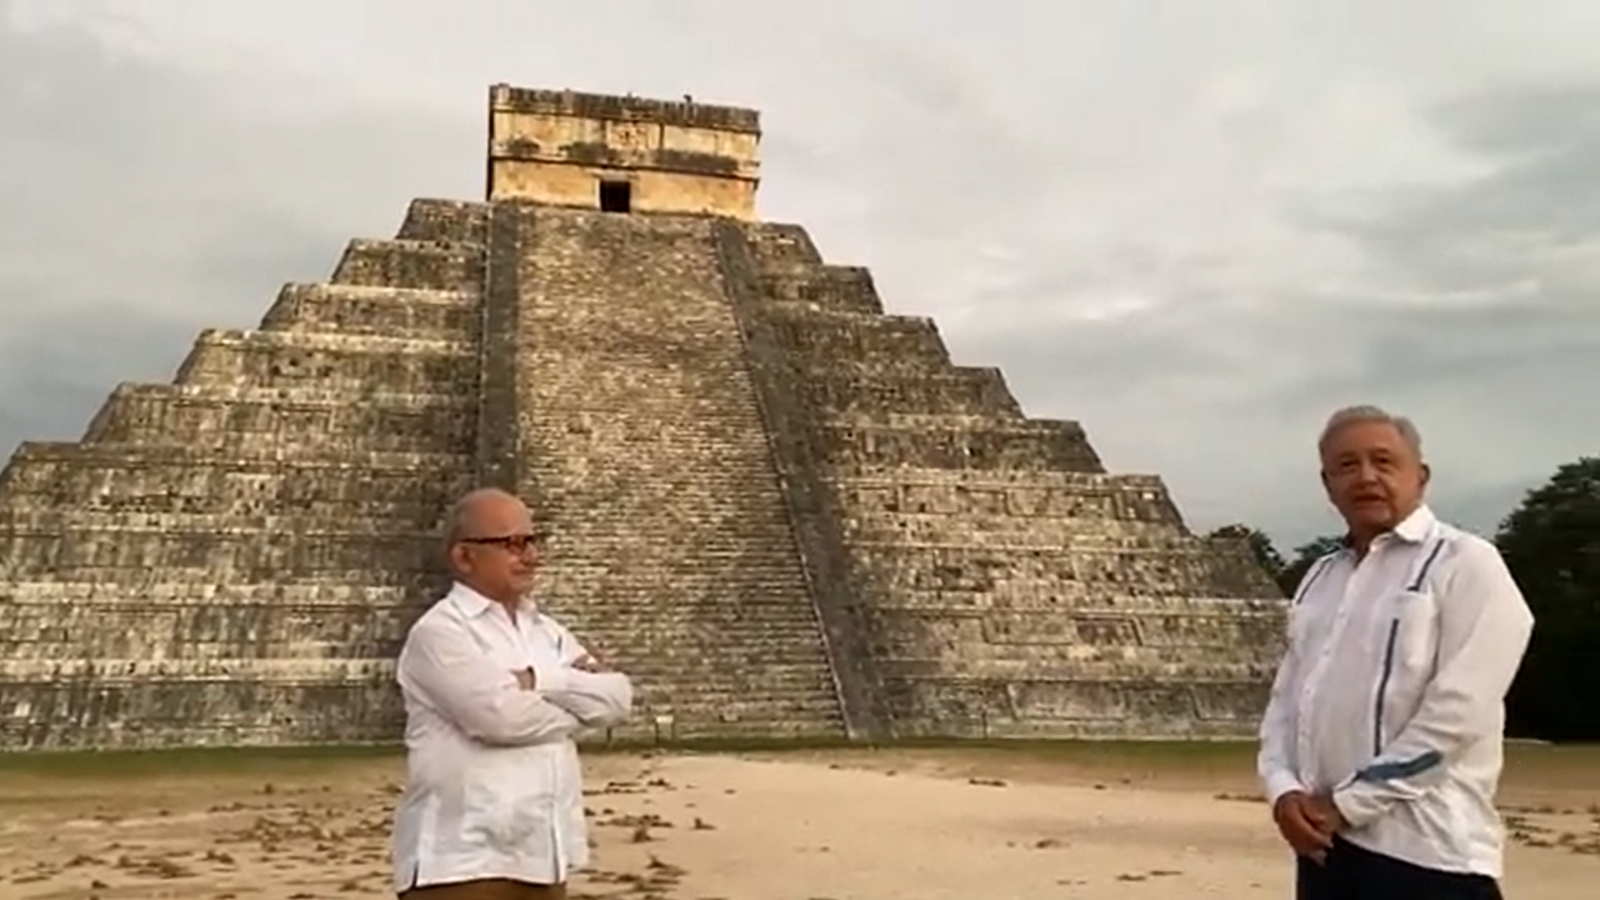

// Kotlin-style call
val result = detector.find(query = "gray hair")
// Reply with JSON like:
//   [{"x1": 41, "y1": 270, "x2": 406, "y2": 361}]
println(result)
[
  {"x1": 439, "y1": 487, "x2": 516, "y2": 564},
  {"x1": 1317, "y1": 405, "x2": 1424, "y2": 459}
]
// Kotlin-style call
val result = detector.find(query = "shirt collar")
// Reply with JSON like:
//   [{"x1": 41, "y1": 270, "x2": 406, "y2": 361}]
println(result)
[
  {"x1": 447, "y1": 581, "x2": 537, "y2": 618},
  {"x1": 1340, "y1": 503, "x2": 1436, "y2": 550}
]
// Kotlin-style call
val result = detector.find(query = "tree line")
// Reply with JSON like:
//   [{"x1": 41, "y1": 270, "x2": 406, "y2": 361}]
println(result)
[{"x1": 1208, "y1": 456, "x2": 1600, "y2": 743}]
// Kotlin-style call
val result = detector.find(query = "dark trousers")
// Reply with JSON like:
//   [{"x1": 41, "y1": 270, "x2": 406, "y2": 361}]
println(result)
[{"x1": 1296, "y1": 837, "x2": 1502, "y2": 900}]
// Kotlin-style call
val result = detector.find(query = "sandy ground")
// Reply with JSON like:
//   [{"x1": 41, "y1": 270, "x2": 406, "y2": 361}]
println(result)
[{"x1": 0, "y1": 744, "x2": 1595, "y2": 900}]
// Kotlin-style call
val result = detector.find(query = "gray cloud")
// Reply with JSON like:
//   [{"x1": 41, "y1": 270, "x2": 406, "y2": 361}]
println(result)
[{"x1": 1, "y1": 2, "x2": 1596, "y2": 556}]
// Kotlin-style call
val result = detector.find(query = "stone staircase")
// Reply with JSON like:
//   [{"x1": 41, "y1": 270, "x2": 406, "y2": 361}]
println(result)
[
  {"x1": 0, "y1": 199, "x2": 486, "y2": 748},
  {"x1": 511, "y1": 207, "x2": 846, "y2": 740}
]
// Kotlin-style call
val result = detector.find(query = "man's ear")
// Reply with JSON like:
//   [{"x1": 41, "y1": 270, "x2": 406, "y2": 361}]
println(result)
[{"x1": 1419, "y1": 463, "x2": 1431, "y2": 489}]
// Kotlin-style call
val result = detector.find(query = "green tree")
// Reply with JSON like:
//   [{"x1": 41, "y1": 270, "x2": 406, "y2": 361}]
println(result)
[
  {"x1": 1207, "y1": 523, "x2": 1288, "y2": 589},
  {"x1": 1498, "y1": 457, "x2": 1600, "y2": 741},
  {"x1": 1278, "y1": 535, "x2": 1346, "y2": 598}
]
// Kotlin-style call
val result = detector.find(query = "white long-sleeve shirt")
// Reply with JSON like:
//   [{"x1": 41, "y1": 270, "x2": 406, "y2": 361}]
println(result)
[
  {"x1": 1257, "y1": 505, "x2": 1533, "y2": 878},
  {"x1": 390, "y1": 582, "x2": 634, "y2": 892}
]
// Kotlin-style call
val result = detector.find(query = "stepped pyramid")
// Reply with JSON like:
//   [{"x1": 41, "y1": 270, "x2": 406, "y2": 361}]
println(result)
[{"x1": 0, "y1": 85, "x2": 1287, "y2": 749}]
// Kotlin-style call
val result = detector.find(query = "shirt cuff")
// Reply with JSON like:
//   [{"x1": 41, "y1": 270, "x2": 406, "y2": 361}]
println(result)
[
  {"x1": 533, "y1": 664, "x2": 570, "y2": 695},
  {"x1": 1264, "y1": 771, "x2": 1305, "y2": 807},
  {"x1": 1331, "y1": 779, "x2": 1385, "y2": 829}
]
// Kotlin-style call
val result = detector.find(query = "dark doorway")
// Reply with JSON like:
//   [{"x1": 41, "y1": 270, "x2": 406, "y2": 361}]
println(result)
[{"x1": 599, "y1": 180, "x2": 632, "y2": 213}]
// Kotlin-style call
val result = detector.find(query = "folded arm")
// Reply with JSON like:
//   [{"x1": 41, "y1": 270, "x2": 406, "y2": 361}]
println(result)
[
  {"x1": 531, "y1": 619, "x2": 635, "y2": 728},
  {"x1": 398, "y1": 618, "x2": 582, "y2": 746},
  {"x1": 1332, "y1": 541, "x2": 1534, "y2": 828}
]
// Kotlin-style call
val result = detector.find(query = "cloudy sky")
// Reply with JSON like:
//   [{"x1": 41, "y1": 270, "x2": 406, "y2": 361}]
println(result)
[{"x1": 2, "y1": 0, "x2": 1597, "y2": 551}]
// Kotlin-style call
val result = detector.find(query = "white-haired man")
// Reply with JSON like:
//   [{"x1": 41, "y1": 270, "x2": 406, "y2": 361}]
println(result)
[
  {"x1": 391, "y1": 488, "x2": 634, "y2": 900},
  {"x1": 1258, "y1": 406, "x2": 1533, "y2": 900}
]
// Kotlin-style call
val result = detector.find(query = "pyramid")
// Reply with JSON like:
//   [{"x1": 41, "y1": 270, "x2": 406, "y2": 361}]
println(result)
[{"x1": 0, "y1": 85, "x2": 1287, "y2": 749}]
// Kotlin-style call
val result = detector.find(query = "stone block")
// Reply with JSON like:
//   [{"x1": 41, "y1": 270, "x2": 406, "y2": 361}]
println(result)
[
  {"x1": 396, "y1": 198, "x2": 490, "y2": 244},
  {"x1": 761, "y1": 306, "x2": 951, "y2": 367},
  {"x1": 818, "y1": 415, "x2": 1103, "y2": 472},
  {"x1": 259, "y1": 283, "x2": 479, "y2": 340},
  {"x1": 331, "y1": 239, "x2": 483, "y2": 293},
  {"x1": 744, "y1": 222, "x2": 823, "y2": 268},
  {"x1": 172, "y1": 329, "x2": 474, "y2": 393},
  {"x1": 80, "y1": 384, "x2": 476, "y2": 452},
  {"x1": 803, "y1": 367, "x2": 1023, "y2": 417},
  {"x1": 759, "y1": 265, "x2": 885, "y2": 315}
]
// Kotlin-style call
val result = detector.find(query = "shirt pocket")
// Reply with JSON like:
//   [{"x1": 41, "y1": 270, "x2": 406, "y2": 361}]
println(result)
[{"x1": 1382, "y1": 588, "x2": 1441, "y2": 708}]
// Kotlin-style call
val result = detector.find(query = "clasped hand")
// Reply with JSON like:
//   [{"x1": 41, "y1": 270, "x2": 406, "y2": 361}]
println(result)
[{"x1": 1273, "y1": 790, "x2": 1347, "y2": 865}]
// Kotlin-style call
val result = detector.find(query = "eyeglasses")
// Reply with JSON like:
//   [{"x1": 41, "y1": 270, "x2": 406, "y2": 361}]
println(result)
[{"x1": 458, "y1": 532, "x2": 547, "y2": 554}]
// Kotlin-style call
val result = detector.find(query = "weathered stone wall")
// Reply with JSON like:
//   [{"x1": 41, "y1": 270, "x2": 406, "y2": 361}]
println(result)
[
  {"x1": 503, "y1": 204, "x2": 845, "y2": 740},
  {"x1": 487, "y1": 85, "x2": 761, "y2": 219},
  {"x1": 719, "y1": 221, "x2": 1287, "y2": 739},
  {"x1": 0, "y1": 199, "x2": 487, "y2": 748}
]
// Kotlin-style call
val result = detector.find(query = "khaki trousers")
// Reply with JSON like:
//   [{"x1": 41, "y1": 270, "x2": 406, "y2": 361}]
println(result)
[{"x1": 400, "y1": 878, "x2": 567, "y2": 900}]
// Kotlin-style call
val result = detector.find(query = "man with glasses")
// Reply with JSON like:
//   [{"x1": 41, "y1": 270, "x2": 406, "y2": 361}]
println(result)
[{"x1": 391, "y1": 488, "x2": 634, "y2": 900}]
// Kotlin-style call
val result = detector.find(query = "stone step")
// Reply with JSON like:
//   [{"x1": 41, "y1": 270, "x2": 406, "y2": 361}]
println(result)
[
  {"x1": 801, "y1": 367, "x2": 1022, "y2": 417},
  {"x1": 528, "y1": 500, "x2": 799, "y2": 529},
  {"x1": 0, "y1": 657, "x2": 397, "y2": 680},
  {"x1": 875, "y1": 654, "x2": 1273, "y2": 681},
  {"x1": 259, "y1": 283, "x2": 479, "y2": 340},
  {"x1": 0, "y1": 580, "x2": 415, "y2": 604},
  {"x1": 831, "y1": 465, "x2": 1173, "y2": 495},
  {"x1": 0, "y1": 442, "x2": 473, "y2": 502},
  {"x1": 839, "y1": 510, "x2": 1201, "y2": 548},
  {"x1": 741, "y1": 222, "x2": 823, "y2": 267},
  {"x1": 396, "y1": 198, "x2": 490, "y2": 245},
  {"x1": 624, "y1": 664, "x2": 838, "y2": 691},
  {"x1": 0, "y1": 526, "x2": 440, "y2": 581},
  {"x1": 755, "y1": 264, "x2": 883, "y2": 315},
  {"x1": 330, "y1": 238, "x2": 483, "y2": 293},
  {"x1": 879, "y1": 677, "x2": 1270, "y2": 733},
  {"x1": 865, "y1": 586, "x2": 1287, "y2": 616},
  {"x1": 2, "y1": 441, "x2": 472, "y2": 474},
  {"x1": 817, "y1": 415, "x2": 1103, "y2": 473},
  {"x1": 172, "y1": 327, "x2": 473, "y2": 392},
  {"x1": 595, "y1": 716, "x2": 848, "y2": 744},
  {"x1": 79, "y1": 383, "x2": 474, "y2": 450},
  {"x1": 0, "y1": 571, "x2": 441, "y2": 592},
  {"x1": 867, "y1": 611, "x2": 1281, "y2": 663},
  {"x1": 1, "y1": 635, "x2": 408, "y2": 663},
  {"x1": 628, "y1": 692, "x2": 846, "y2": 722},
  {"x1": 0, "y1": 678, "x2": 405, "y2": 750},
  {"x1": 535, "y1": 571, "x2": 824, "y2": 593},
  {"x1": 0, "y1": 481, "x2": 459, "y2": 522},
  {"x1": 552, "y1": 604, "x2": 831, "y2": 635},
  {"x1": 843, "y1": 540, "x2": 1274, "y2": 600},
  {"x1": 0, "y1": 508, "x2": 439, "y2": 535},
  {"x1": 755, "y1": 304, "x2": 951, "y2": 366},
  {"x1": 580, "y1": 632, "x2": 836, "y2": 665},
  {"x1": 857, "y1": 546, "x2": 1284, "y2": 604}
]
